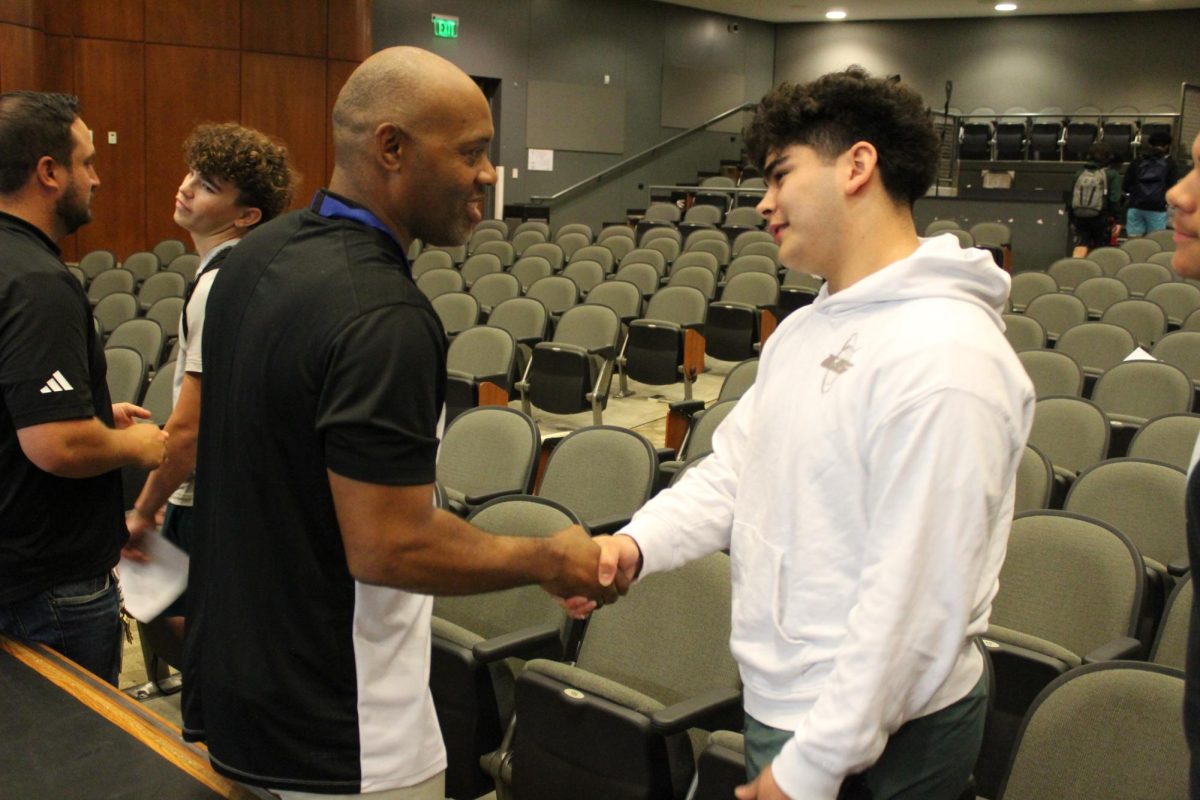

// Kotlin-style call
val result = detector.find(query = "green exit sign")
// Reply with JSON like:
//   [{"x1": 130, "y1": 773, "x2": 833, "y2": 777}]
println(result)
[{"x1": 432, "y1": 14, "x2": 459, "y2": 38}]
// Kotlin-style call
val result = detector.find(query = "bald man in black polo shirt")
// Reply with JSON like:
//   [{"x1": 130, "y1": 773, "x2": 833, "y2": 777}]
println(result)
[{"x1": 0, "y1": 92, "x2": 168, "y2": 685}]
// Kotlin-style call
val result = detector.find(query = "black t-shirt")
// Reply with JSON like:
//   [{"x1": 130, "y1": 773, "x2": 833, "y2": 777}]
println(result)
[
  {"x1": 182, "y1": 196, "x2": 447, "y2": 790},
  {"x1": 0, "y1": 212, "x2": 123, "y2": 604}
]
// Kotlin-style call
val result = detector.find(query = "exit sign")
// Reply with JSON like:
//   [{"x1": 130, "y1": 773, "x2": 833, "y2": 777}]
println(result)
[{"x1": 432, "y1": 14, "x2": 459, "y2": 38}]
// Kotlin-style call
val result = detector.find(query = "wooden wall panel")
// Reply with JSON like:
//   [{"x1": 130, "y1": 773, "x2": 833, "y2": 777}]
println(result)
[
  {"x1": 41, "y1": 0, "x2": 70, "y2": 35},
  {"x1": 242, "y1": 0, "x2": 325, "y2": 57},
  {"x1": 325, "y1": 60, "x2": 356, "y2": 183},
  {"x1": 0, "y1": 0, "x2": 39, "y2": 27},
  {"x1": 76, "y1": 0, "x2": 142, "y2": 41},
  {"x1": 326, "y1": 0, "x2": 371, "y2": 62},
  {"x1": 145, "y1": 0, "x2": 239, "y2": 49},
  {"x1": 73, "y1": 38, "x2": 145, "y2": 259},
  {"x1": 144, "y1": 45, "x2": 241, "y2": 247},
  {"x1": 242, "y1": 53, "x2": 327, "y2": 209},
  {"x1": 0, "y1": 23, "x2": 43, "y2": 91},
  {"x1": 42, "y1": 32, "x2": 71, "y2": 92}
]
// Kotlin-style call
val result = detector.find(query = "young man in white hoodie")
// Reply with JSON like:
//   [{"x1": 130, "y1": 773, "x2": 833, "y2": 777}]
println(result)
[{"x1": 575, "y1": 68, "x2": 1035, "y2": 799}]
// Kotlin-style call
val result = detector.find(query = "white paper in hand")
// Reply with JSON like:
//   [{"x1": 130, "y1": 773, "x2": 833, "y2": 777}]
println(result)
[{"x1": 117, "y1": 530, "x2": 189, "y2": 623}]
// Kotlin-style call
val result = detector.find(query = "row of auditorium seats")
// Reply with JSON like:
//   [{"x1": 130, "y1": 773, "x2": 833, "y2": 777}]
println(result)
[{"x1": 956, "y1": 118, "x2": 1173, "y2": 163}]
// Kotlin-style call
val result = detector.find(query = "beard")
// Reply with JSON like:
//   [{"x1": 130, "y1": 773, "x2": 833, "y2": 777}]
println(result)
[{"x1": 55, "y1": 177, "x2": 92, "y2": 236}]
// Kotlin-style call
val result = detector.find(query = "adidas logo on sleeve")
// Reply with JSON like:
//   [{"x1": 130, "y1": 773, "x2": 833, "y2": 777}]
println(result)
[{"x1": 39, "y1": 370, "x2": 74, "y2": 394}]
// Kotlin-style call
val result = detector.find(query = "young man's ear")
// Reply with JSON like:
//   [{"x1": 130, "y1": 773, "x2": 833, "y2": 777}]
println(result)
[
  {"x1": 844, "y1": 141, "x2": 879, "y2": 196},
  {"x1": 235, "y1": 207, "x2": 263, "y2": 230},
  {"x1": 374, "y1": 122, "x2": 410, "y2": 172}
]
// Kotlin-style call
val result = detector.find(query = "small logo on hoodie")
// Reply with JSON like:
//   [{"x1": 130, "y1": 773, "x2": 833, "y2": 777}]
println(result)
[{"x1": 821, "y1": 334, "x2": 857, "y2": 392}]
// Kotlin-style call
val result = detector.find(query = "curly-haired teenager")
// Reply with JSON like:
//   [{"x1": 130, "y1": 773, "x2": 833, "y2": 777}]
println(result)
[
  {"x1": 124, "y1": 123, "x2": 296, "y2": 645},
  {"x1": 580, "y1": 68, "x2": 1035, "y2": 799}
]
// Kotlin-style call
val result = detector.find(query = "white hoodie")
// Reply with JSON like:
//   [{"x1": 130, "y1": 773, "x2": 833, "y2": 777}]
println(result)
[{"x1": 622, "y1": 234, "x2": 1035, "y2": 799}]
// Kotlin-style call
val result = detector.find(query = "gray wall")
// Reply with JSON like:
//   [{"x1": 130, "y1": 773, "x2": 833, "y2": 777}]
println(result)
[
  {"x1": 774, "y1": 10, "x2": 1200, "y2": 116},
  {"x1": 373, "y1": 0, "x2": 775, "y2": 229}
]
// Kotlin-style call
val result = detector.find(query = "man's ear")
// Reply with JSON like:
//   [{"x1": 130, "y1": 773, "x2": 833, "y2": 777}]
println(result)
[
  {"x1": 374, "y1": 122, "x2": 408, "y2": 172},
  {"x1": 33, "y1": 155, "x2": 61, "y2": 192},
  {"x1": 844, "y1": 141, "x2": 878, "y2": 197},
  {"x1": 234, "y1": 206, "x2": 263, "y2": 230}
]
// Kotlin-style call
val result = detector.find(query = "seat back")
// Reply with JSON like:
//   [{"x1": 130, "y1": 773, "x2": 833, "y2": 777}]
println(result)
[
  {"x1": 1014, "y1": 444, "x2": 1053, "y2": 513},
  {"x1": 1128, "y1": 412, "x2": 1200, "y2": 470},
  {"x1": 1018, "y1": 349, "x2": 1083, "y2": 398},
  {"x1": 166, "y1": 253, "x2": 200, "y2": 281},
  {"x1": 643, "y1": 201, "x2": 681, "y2": 222},
  {"x1": 737, "y1": 241, "x2": 779, "y2": 261},
  {"x1": 671, "y1": 250, "x2": 720, "y2": 278},
  {"x1": 467, "y1": 226, "x2": 505, "y2": 253},
  {"x1": 555, "y1": 223, "x2": 593, "y2": 242},
  {"x1": 1008, "y1": 271, "x2": 1057, "y2": 311},
  {"x1": 614, "y1": 262, "x2": 660, "y2": 297},
  {"x1": 623, "y1": 248, "x2": 667, "y2": 277},
  {"x1": 571, "y1": 245, "x2": 616, "y2": 275},
  {"x1": 600, "y1": 236, "x2": 635, "y2": 264},
  {"x1": 924, "y1": 219, "x2": 961, "y2": 235},
  {"x1": 436, "y1": 408, "x2": 541, "y2": 515},
  {"x1": 460, "y1": 253, "x2": 503, "y2": 286},
  {"x1": 1047, "y1": 258, "x2": 1102, "y2": 291},
  {"x1": 488, "y1": 296, "x2": 549, "y2": 345},
  {"x1": 585, "y1": 280, "x2": 642, "y2": 324},
  {"x1": 682, "y1": 228, "x2": 726, "y2": 250},
  {"x1": 1003, "y1": 314, "x2": 1047, "y2": 352},
  {"x1": 1113, "y1": 261, "x2": 1171, "y2": 298},
  {"x1": 725, "y1": 254, "x2": 776, "y2": 282},
  {"x1": 1147, "y1": 229, "x2": 1178, "y2": 252},
  {"x1": 1053, "y1": 321, "x2": 1137, "y2": 376},
  {"x1": 1064, "y1": 457, "x2": 1187, "y2": 571},
  {"x1": 997, "y1": 663, "x2": 1187, "y2": 800},
  {"x1": 474, "y1": 239, "x2": 516, "y2": 268},
  {"x1": 512, "y1": 229, "x2": 547, "y2": 256},
  {"x1": 1119, "y1": 237, "x2": 1163, "y2": 263},
  {"x1": 559, "y1": 228, "x2": 594, "y2": 257},
  {"x1": 718, "y1": 359, "x2": 758, "y2": 402},
  {"x1": 945, "y1": 228, "x2": 975, "y2": 248},
  {"x1": 412, "y1": 249, "x2": 455, "y2": 278},
  {"x1": 1092, "y1": 360, "x2": 1193, "y2": 424},
  {"x1": 643, "y1": 286, "x2": 707, "y2": 327},
  {"x1": 553, "y1": 304, "x2": 621, "y2": 354},
  {"x1": 1100, "y1": 299, "x2": 1167, "y2": 348},
  {"x1": 513, "y1": 220, "x2": 550, "y2": 239},
  {"x1": 686, "y1": 237, "x2": 731, "y2": 266},
  {"x1": 1085, "y1": 246, "x2": 1131, "y2": 277},
  {"x1": 666, "y1": 265, "x2": 716, "y2": 299},
  {"x1": 645, "y1": 237, "x2": 681, "y2": 266},
  {"x1": 719, "y1": 271, "x2": 779, "y2": 307},
  {"x1": 78, "y1": 249, "x2": 116, "y2": 280},
  {"x1": 1145, "y1": 282, "x2": 1200, "y2": 327},
  {"x1": 992, "y1": 511, "x2": 1143, "y2": 659},
  {"x1": 724, "y1": 207, "x2": 764, "y2": 231},
  {"x1": 538, "y1": 425, "x2": 656, "y2": 530},
  {"x1": 1072, "y1": 276, "x2": 1128, "y2": 317},
  {"x1": 121, "y1": 251, "x2": 160, "y2": 283},
  {"x1": 1027, "y1": 396, "x2": 1109, "y2": 477},
  {"x1": 523, "y1": 242, "x2": 565, "y2": 272},
  {"x1": 146, "y1": 297, "x2": 184, "y2": 340},
  {"x1": 511, "y1": 255, "x2": 553, "y2": 291},
  {"x1": 140, "y1": 361, "x2": 175, "y2": 426},
  {"x1": 970, "y1": 221, "x2": 1011, "y2": 247},
  {"x1": 1150, "y1": 575, "x2": 1192, "y2": 668},
  {"x1": 137, "y1": 271, "x2": 186, "y2": 311},
  {"x1": 470, "y1": 271, "x2": 522, "y2": 311},
  {"x1": 561, "y1": 260, "x2": 606, "y2": 295},
  {"x1": 526, "y1": 276, "x2": 579, "y2": 317},
  {"x1": 682, "y1": 204, "x2": 723, "y2": 226},
  {"x1": 642, "y1": 226, "x2": 682, "y2": 247},
  {"x1": 104, "y1": 346, "x2": 146, "y2": 405},
  {"x1": 416, "y1": 267, "x2": 464, "y2": 300},
  {"x1": 598, "y1": 225, "x2": 635, "y2": 243},
  {"x1": 92, "y1": 292, "x2": 138, "y2": 335},
  {"x1": 106, "y1": 318, "x2": 164, "y2": 371},
  {"x1": 447, "y1": 325, "x2": 515, "y2": 383},
  {"x1": 431, "y1": 292, "x2": 481, "y2": 336},
  {"x1": 87, "y1": 268, "x2": 135, "y2": 304},
  {"x1": 152, "y1": 238, "x2": 187, "y2": 267},
  {"x1": 680, "y1": 399, "x2": 737, "y2": 462},
  {"x1": 1023, "y1": 292, "x2": 1088, "y2": 341}
]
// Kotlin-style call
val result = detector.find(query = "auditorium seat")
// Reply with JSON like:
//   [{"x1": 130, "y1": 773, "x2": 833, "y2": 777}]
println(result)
[
  {"x1": 618, "y1": 285, "x2": 707, "y2": 400},
  {"x1": 518, "y1": 304, "x2": 622, "y2": 425},
  {"x1": 536, "y1": 424, "x2": 657, "y2": 533}
]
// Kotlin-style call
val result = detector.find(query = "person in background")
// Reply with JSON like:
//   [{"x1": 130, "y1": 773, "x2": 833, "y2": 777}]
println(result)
[
  {"x1": 1070, "y1": 141, "x2": 1122, "y2": 252},
  {"x1": 1124, "y1": 131, "x2": 1179, "y2": 238},
  {"x1": 0, "y1": 91, "x2": 167, "y2": 684},
  {"x1": 124, "y1": 122, "x2": 297, "y2": 653}
]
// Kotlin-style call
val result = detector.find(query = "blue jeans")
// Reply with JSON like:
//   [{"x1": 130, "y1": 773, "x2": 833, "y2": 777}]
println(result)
[
  {"x1": 1125, "y1": 208, "x2": 1169, "y2": 237},
  {"x1": 0, "y1": 572, "x2": 123, "y2": 685}
]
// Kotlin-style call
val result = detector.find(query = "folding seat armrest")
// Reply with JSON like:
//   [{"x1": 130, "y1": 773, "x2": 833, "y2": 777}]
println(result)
[
  {"x1": 472, "y1": 622, "x2": 565, "y2": 664},
  {"x1": 1081, "y1": 636, "x2": 1142, "y2": 665},
  {"x1": 650, "y1": 686, "x2": 743, "y2": 735},
  {"x1": 588, "y1": 515, "x2": 633, "y2": 535},
  {"x1": 668, "y1": 399, "x2": 706, "y2": 418},
  {"x1": 462, "y1": 488, "x2": 521, "y2": 508},
  {"x1": 1168, "y1": 558, "x2": 1190, "y2": 578}
]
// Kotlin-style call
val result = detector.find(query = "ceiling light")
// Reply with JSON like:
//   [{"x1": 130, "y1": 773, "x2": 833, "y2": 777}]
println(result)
[
  {"x1": 826, "y1": 9, "x2": 847, "y2": 19},
  {"x1": 995, "y1": 3, "x2": 1018, "y2": 11}
]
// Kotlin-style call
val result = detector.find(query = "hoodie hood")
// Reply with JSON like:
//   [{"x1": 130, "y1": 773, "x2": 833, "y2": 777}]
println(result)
[{"x1": 811, "y1": 233, "x2": 1010, "y2": 325}]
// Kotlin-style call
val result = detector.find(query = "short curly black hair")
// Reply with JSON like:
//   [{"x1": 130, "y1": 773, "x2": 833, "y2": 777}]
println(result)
[
  {"x1": 743, "y1": 67, "x2": 939, "y2": 207},
  {"x1": 183, "y1": 123, "x2": 298, "y2": 226}
]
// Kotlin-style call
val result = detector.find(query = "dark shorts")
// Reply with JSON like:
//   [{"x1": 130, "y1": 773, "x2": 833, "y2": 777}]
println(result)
[
  {"x1": 158, "y1": 502, "x2": 193, "y2": 618},
  {"x1": 745, "y1": 674, "x2": 988, "y2": 800}
]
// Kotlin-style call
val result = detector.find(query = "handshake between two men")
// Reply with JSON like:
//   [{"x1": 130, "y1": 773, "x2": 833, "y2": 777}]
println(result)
[{"x1": 542, "y1": 527, "x2": 645, "y2": 619}]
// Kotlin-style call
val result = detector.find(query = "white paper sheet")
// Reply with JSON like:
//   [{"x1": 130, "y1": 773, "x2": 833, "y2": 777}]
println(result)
[
  {"x1": 1123, "y1": 347, "x2": 1157, "y2": 361},
  {"x1": 116, "y1": 530, "x2": 189, "y2": 623}
]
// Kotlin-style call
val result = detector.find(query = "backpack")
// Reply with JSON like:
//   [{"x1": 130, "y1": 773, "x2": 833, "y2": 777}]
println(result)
[
  {"x1": 1127, "y1": 156, "x2": 1170, "y2": 210},
  {"x1": 1072, "y1": 168, "x2": 1107, "y2": 218}
]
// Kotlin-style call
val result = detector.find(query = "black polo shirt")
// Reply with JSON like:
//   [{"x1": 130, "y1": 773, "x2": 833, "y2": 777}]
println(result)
[
  {"x1": 183, "y1": 196, "x2": 447, "y2": 791},
  {"x1": 0, "y1": 211, "x2": 123, "y2": 604}
]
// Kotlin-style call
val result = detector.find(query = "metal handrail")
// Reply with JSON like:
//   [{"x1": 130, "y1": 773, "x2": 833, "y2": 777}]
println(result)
[{"x1": 528, "y1": 102, "x2": 756, "y2": 205}]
